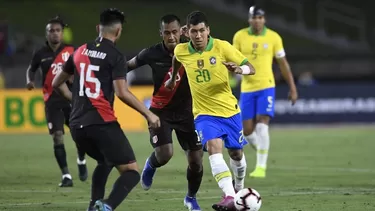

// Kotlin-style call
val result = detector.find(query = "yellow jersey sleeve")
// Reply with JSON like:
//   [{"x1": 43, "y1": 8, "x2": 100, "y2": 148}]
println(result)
[
  {"x1": 221, "y1": 40, "x2": 248, "y2": 66},
  {"x1": 232, "y1": 31, "x2": 242, "y2": 51},
  {"x1": 273, "y1": 33, "x2": 286, "y2": 58},
  {"x1": 174, "y1": 43, "x2": 184, "y2": 62}
]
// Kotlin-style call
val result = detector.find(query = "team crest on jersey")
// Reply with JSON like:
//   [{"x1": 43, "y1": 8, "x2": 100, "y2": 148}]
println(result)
[
  {"x1": 209, "y1": 56, "x2": 216, "y2": 65},
  {"x1": 62, "y1": 51, "x2": 70, "y2": 62},
  {"x1": 263, "y1": 43, "x2": 268, "y2": 49},
  {"x1": 252, "y1": 42, "x2": 258, "y2": 49},
  {"x1": 197, "y1": 59, "x2": 204, "y2": 69}
]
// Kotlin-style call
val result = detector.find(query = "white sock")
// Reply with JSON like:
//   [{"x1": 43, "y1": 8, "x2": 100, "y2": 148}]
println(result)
[
  {"x1": 245, "y1": 132, "x2": 258, "y2": 149},
  {"x1": 230, "y1": 153, "x2": 247, "y2": 191},
  {"x1": 255, "y1": 123, "x2": 270, "y2": 168},
  {"x1": 77, "y1": 158, "x2": 86, "y2": 165},
  {"x1": 209, "y1": 153, "x2": 236, "y2": 197},
  {"x1": 62, "y1": 174, "x2": 72, "y2": 180}
]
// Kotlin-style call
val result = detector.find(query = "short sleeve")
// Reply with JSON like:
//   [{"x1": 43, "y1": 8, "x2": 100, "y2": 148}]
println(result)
[
  {"x1": 112, "y1": 53, "x2": 127, "y2": 80},
  {"x1": 173, "y1": 44, "x2": 182, "y2": 62},
  {"x1": 135, "y1": 48, "x2": 149, "y2": 67},
  {"x1": 232, "y1": 31, "x2": 241, "y2": 51},
  {"x1": 29, "y1": 50, "x2": 41, "y2": 72},
  {"x1": 222, "y1": 41, "x2": 248, "y2": 66},
  {"x1": 63, "y1": 55, "x2": 75, "y2": 75},
  {"x1": 273, "y1": 33, "x2": 286, "y2": 58}
]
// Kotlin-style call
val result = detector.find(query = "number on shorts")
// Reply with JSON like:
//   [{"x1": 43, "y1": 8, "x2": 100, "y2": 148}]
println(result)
[
  {"x1": 195, "y1": 130, "x2": 201, "y2": 142},
  {"x1": 267, "y1": 96, "x2": 273, "y2": 108},
  {"x1": 238, "y1": 130, "x2": 244, "y2": 143},
  {"x1": 78, "y1": 63, "x2": 101, "y2": 99}
]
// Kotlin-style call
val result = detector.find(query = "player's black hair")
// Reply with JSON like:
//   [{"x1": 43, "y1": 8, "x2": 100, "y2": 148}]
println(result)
[
  {"x1": 160, "y1": 14, "x2": 180, "y2": 28},
  {"x1": 100, "y1": 8, "x2": 125, "y2": 26},
  {"x1": 249, "y1": 6, "x2": 265, "y2": 18},
  {"x1": 186, "y1": 11, "x2": 208, "y2": 27},
  {"x1": 47, "y1": 15, "x2": 67, "y2": 28}
]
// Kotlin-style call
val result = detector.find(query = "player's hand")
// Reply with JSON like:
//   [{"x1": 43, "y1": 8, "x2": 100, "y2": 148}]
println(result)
[
  {"x1": 180, "y1": 25, "x2": 188, "y2": 37},
  {"x1": 164, "y1": 78, "x2": 176, "y2": 90},
  {"x1": 26, "y1": 82, "x2": 35, "y2": 90},
  {"x1": 288, "y1": 89, "x2": 298, "y2": 105},
  {"x1": 222, "y1": 62, "x2": 242, "y2": 74},
  {"x1": 146, "y1": 112, "x2": 161, "y2": 129}
]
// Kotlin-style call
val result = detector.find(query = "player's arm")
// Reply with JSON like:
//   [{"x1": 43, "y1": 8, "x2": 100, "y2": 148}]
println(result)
[
  {"x1": 26, "y1": 50, "x2": 40, "y2": 90},
  {"x1": 52, "y1": 56, "x2": 73, "y2": 101},
  {"x1": 222, "y1": 41, "x2": 255, "y2": 75},
  {"x1": 126, "y1": 48, "x2": 148, "y2": 72},
  {"x1": 274, "y1": 34, "x2": 298, "y2": 104},
  {"x1": 113, "y1": 55, "x2": 160, "y2": 128},
  {"x1": 164, "y1": 55, "x2": 181, "y2": 90}
]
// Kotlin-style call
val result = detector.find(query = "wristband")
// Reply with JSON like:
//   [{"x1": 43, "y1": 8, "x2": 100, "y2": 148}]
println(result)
[{"x1": 240, "y1": 65, "x2": 251, "y2": 75}]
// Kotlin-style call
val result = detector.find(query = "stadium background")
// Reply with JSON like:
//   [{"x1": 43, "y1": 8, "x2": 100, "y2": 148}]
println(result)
[{"x1": 0, "y1": 1, "x2": 374, "y2": 211}]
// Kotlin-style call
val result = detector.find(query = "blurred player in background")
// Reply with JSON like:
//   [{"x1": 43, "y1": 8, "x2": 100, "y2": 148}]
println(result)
[
  {"x1": 166, "y1": 11, "x2": 255, "y2": 211},
  {"x1": 25, "y1": 16, "x2": 87, "y2": 187},
  {"x1": 52, "y1": 8, "x2": 161, "y2": 211},
  {"x1": 233, "y1": 6, "x2": 298, "y2": 178},
  {"x1": 127, "y1": 14, "x2": 203, "y2": 211}
]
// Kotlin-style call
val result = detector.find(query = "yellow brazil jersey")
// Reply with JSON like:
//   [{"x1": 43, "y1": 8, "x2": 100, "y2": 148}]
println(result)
[
  {"x1": 233, "y1": 27, "x2": 286, "y2": 92},
  {"x1": 174, "y1": 37, "x2": 248, "y2": 118}
]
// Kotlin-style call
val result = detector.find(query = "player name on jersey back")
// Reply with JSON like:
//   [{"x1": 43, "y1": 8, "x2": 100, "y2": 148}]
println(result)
[{"x1": 81, "y1": 49, "x2": 107, "y2": 60}]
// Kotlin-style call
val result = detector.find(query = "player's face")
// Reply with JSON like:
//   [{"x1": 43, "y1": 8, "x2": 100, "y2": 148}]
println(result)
[
  {"x1": 160, "y1": 20, "x2": 181, "y2": 50},
  {"x1": 249, "y1": 15, "x2": 265, "y2": 31},
  {"x1": 46, "y1": 23, "x2": 63, "y2": 45},
  {"x1": 188, "y1": 23, "x2": 210, "y2": 50}
]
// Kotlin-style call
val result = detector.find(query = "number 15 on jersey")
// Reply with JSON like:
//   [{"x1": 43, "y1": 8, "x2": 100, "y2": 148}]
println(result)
[{"x1": 79, "y1": 63, "x2": 101, "y2": 99}]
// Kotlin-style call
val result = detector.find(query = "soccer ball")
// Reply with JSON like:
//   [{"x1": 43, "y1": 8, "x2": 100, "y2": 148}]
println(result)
[{"x1": 234, "y1": 188, "x2": 262, "y2": 211}]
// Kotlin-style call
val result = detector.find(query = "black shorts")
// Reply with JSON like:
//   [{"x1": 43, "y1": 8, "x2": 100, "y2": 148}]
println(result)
[
  {"x1": 70, "y1": 122, "x2": 136, "y2": 166},
  {"x1": 45, "y1": 105, "x2": 71, "y2": 134},
  {"x1": 149, "y1": 109, "x2": 202, "y2": 151}
]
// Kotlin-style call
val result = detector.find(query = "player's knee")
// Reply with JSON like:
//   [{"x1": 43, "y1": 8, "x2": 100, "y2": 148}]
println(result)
[
  {"x1": 116, "y1": 162, "x2": 139, "y2": 174},
  {"x1": 187, "y1": 150, "x2": 203, "y2": 172},
  {"x1": 243, "y1": 120, "x2": 256, "y2": 136},
  {"x1": 256, "y1": 115, "x2": 270, "y2": 125},
  {"x1": 206, "y1": 138, "x2": 223, "y2": 155},
  {"x1": 155, "y1": 144, "x2": 173, "y2": 165},
  {"x1": 227, "y1": 149, "x2": 243, "y2": 161},
  {"x1": 52, "y1": 131, "x2": 64, "y2": 145}
]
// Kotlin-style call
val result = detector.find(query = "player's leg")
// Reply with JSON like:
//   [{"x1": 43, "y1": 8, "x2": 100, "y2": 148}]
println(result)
[
  {"x1": 223, "y1": 113, "x2": 248, "y2": 192},
  {"x1": 63, "y1": 106, "x2": 88, "y2": 181},
  {"x1": 92, "y1": 122, "x2": 140, "y2": 211},
  {"x1": 195, "y1": 115, "x2": 236, "y2": 211},
  {"x1": 175, "y1": 125, "x2": 203, "y2": 211},
  {"x1": 45, "y1": 106, "x2": 72, "y2": 187},
  {"x1": 141, "y1": 120, "x2": 173, "y2": 190},
  {"x1": 250, "y1": 87, "x2": 275, "y2": 178},
  {"x1": 70, "y1": 126, "x2": 112, "y2": 211},
  {"x1": 240, "y1": 92, "x2": 258, "y2": 150}
]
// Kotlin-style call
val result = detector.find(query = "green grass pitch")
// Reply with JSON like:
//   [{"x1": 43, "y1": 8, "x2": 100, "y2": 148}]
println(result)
[{"x1": 0, "y1": 126, "x2": 374, "y2": 211}]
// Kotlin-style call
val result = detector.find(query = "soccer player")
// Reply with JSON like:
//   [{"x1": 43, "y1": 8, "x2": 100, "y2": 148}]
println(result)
[
  {"x1": 25, "y1": 16, "x2": 87, "y2": 187},
  {"x1": 233, "y1": 6, "x2": 298, "y2": 178},
  {"x1": 165, "y1": 11, "x2": 255, "y2": 211},
  {"x1": 127, "y1": 14, "x2": 203, "y2": 211},
  {"x1": 52, "y1": 8, "x2": 161, "y2": 211}
]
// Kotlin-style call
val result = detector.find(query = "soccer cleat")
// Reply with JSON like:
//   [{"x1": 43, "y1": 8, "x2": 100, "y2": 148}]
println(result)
[
  {"x1": 94, "y1": 200, "x2": 112, "y2": 211},
  {"x1": 77, "y1": 159, "x2": 88, "y2": 181},
  {"x1": 184, "y1": 196, "x2": 201, "y2": 211},
  {"x1": 249, "y1": 167, "x2": 266, "y2": 178},
  {"x1": 59, "y1": 176, "x2": 73, "y2": 187},
  {"x1": 212, "y1": 196, "x2": 236, "y2": 211},
  {"x1": 140, "y1": 158, "x2": 156, "y2": 190}
]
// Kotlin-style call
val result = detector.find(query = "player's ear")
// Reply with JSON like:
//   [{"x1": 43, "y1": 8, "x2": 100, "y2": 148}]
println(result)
[
  {"x1": 96, "y1": 25, "x2": 100, "y2": 33},
  {"x1": 207, "y1": 26, "x2": 210, "y2": 35},
  {"x1": 159, "y1": 29, "x2": 163, "y2": 37}
]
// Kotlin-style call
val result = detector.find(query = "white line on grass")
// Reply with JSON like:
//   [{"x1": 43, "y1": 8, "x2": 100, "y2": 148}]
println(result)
[{"x1": 274, "y1": 166, "x2": 375, "y2": 173}]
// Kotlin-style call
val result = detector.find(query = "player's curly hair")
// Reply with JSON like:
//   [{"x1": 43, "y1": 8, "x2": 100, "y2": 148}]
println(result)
[
  {"x1": 47, "y1": 15, "x2": 67, "y2": 28},
  {"x1": 186, "y1": 11, "x2": 208, "y2": 27},
  {"x1": 100, "y1": 8, "x2": 125, "y2": 26}
]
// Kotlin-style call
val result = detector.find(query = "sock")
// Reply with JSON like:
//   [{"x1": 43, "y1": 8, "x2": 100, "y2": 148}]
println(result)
[
  {"x1": 187, "y1": 166, "x2": 203, "y2": 197},
  {"x1": 77, "y1": 146, "x2": 86, "y2": 162},
  {"x1": 255, "y1": 123, "x2": 270, "y2": 168},
  {"x1": 209, "y1": 153, "x2": 236, "y2": 197},
  {"x1": 245, "y1": 132, "x2": 258, "y2": 148},
  {"x1": 230, "y1": 154, "x2": 247, "y2": 191},
  {"x1": 89, "y1": 164, "x2": 112, "y2": 208},
  {"x1": 148, "y1": 151, "x2": 162, "y2": 168},
  {"x1": 105, "y1": 170, "x2": 140, "y2": 209},
  {"x1": 54, "y1": 144, "x2": 69, "y2": 175}
]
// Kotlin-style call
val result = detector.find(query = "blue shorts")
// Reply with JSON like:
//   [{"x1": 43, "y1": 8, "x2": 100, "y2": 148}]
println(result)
[
  {"x1": 239, "y1": 87, "x2": 275, "y2": 121},
  {"x1": 194, "y1": 113, "x2": 247, "y2": 151}
]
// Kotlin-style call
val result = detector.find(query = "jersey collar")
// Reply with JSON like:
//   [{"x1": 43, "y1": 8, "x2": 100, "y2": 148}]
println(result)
[
  {"x1": 248, "y1": 27, "x2": 267, "y2": 36},
  {"x1": 45, "y1": 41, "x2": 65, "y2": 52},
  {"x1": 95, "y1": 37, "x2": 115, "y2": 46},
  {"x1": 188, "y1": 36, "x2": 214, "y2": 54}
]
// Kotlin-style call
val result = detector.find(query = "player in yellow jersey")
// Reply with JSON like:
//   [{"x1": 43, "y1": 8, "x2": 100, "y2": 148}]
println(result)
[
  {"x1": 233, "y1": 6, "x2": 298, "y2": 178},
  {"x1": 165, "y1": 11, "x2": 255, "y2": 211}
]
